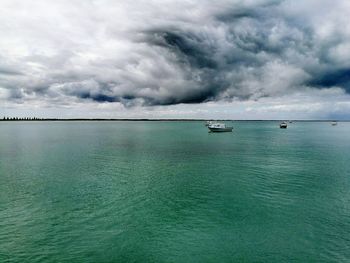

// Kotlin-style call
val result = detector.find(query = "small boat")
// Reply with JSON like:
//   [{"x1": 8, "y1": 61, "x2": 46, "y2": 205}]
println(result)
[
  {"x1": 331, "y1": 121, "x2": 337, "y2": 126},
  {"x1": 208, "y1": 122, "x2": 233, "y2": 132},
  {"x1": 280, "y1": 122, "x2": 288, "y2": 129}
]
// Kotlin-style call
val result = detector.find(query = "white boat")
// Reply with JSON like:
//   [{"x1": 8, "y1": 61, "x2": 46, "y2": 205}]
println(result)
[
  {"x1": 280, "y1": 122, "x2": 287, "y2": 129},
  {"x1": 208, "y1": 122, "x2": 233, "y2": 132},
  {"x1": 331, "y1": 121, "x2": 337, "y2": 126}
]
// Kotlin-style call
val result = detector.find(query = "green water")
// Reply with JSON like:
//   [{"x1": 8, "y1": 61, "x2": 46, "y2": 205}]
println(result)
[{"x1": 1, "y1": 121, "x2": 350, "y2": 262}]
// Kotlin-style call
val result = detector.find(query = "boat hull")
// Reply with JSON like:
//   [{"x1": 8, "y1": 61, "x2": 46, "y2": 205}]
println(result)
[
  {"x1": 280, "y1": 125, "x2": 287, "y2": 129},
  {"x1": 208, "y1": 127, "x2": 233, "y2": 132}
]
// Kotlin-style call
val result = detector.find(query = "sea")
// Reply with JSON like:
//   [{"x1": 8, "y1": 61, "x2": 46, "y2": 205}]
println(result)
[{"x1": 1, "y1": 121, "x2": 350, "y2": 262}]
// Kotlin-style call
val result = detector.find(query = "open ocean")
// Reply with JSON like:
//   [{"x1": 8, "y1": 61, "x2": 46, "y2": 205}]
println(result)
[{"x1": 1, "y1": 121, "x2": 350, "y2": 262}]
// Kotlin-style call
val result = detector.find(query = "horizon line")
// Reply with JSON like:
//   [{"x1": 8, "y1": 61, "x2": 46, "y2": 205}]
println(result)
[{"x1": 0, "y1": 118, "x2": 348, "y2": 122}]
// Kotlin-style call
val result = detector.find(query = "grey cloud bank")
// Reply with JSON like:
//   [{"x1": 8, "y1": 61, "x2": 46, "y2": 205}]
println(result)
[{"x1": 0, "y1": 0, "x2": 350, "y2": 118}]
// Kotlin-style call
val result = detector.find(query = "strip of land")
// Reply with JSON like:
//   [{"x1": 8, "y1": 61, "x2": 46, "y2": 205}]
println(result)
[{"x1": 0, "y1": 118, "x2": 348, "y2": 122}]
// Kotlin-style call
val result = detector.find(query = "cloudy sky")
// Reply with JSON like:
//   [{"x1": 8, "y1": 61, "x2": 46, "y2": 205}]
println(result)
[{"x1": 1, "y1": 0, "x2": 350, "y2": 119}]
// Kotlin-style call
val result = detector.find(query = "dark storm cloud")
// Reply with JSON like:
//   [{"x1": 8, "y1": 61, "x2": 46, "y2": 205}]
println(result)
[
  {"x1": 1, "y1": 0, "x2": 350, "y2": 106},
  {"x1": 78, "y1": 93, "x2": 118, "y2": 103},
  {"x1": 152, "y1": 31, "x2": 218, "y2": 69},
  {"x1": 140, "y1": 0, "x2": 350, "y2": 104},
  {"x1": 307, "y1": 69, "x2": 350, "y2": 91}
]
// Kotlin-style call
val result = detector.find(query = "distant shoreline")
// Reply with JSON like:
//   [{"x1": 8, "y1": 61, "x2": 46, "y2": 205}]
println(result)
[{"x1": 0, "y1": 119, "x2": 348, "y2": 122}]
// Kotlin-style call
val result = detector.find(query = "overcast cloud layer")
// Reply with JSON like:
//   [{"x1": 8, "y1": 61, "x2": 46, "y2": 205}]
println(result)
[{"x1": 1, "y1": 0, "x2": 350, "y2": 118}]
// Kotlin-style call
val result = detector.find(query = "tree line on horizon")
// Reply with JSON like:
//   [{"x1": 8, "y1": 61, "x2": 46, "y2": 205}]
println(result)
[{"x1": 2, "y1": 117, "x2": 44, "y2": 121}]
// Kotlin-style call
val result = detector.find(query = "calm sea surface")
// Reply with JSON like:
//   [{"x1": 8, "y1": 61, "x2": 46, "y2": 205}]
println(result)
[{"x1": 1, "y1": 121, "x2": 350, "y2": 262}]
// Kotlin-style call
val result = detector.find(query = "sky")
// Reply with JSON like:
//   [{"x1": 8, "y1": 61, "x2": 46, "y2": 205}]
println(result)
[{"x1": 1, "y1": 0, "x2": 350, "y2": 119}]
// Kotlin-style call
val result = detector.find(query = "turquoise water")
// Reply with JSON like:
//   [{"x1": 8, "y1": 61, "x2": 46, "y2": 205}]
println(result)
[{"x1": 1, "y1": 121, "x2": 350, "y2": 262}]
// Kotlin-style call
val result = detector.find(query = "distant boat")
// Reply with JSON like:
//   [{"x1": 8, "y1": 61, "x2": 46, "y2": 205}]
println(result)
[
  {"x1": 289, "y1": 120, "x2": 293, "y2": 123},
  {"x1": 280, "y1": 122, "x2": 288, "y2": 129},
  {"x1": 208, "y1": 122, "x2": 233, "y2": 132},
  {"x1": 331, "y1": 121, "x2": 337, "y2": 126}
]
